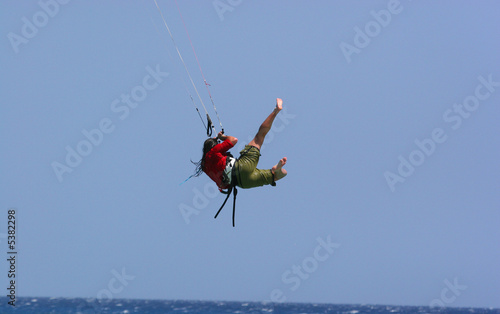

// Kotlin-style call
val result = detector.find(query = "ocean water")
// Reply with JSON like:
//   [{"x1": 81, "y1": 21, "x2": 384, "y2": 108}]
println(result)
[{"x1": 0, "y1": 297, "x2": 498, "y2": 314}]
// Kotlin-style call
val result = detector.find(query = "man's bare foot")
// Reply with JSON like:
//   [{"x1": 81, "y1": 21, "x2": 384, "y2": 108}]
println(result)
[
  {"x1": 272, "y1": 157, "x2": 288, "y2": 181},
  {"x1": 275, "y1": 98, "x2": 283, "y2": 112}
]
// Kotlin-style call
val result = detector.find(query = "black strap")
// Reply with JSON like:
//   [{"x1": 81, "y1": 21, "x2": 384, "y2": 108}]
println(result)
[
  {"x1": 232, "y1": 187, "x2": 238, "y2": 227},
  {"x1": 214, "y1": 185, "x2": 238, "y2": 227},
  {"x1": 214, "y1": 186, "x2": 232, "y2": 219},
  {"x1": 206, "y1": 114, "x2": 213, "y2": 137},
  {"x1": 214, "y1": 160, "x2": 240, "y2": 227},
  {"x1": 271, "y1": 170, "x2": 277, "y2": 186}
]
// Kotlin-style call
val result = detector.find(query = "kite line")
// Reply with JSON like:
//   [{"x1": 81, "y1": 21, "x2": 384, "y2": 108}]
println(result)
[{"x1": 152, "y1": 0, "x2": 224, "y2": 136}]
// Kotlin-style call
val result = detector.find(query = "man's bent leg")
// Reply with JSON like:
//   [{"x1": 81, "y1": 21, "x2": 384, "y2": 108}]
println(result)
[{"x1": 272, "y1": 157, "x2": 288, "y2": 181}]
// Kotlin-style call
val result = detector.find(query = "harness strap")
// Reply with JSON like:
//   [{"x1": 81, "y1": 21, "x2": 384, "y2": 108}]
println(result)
[
  {"x1": 214, "y1": 186, "x2": 232, "y2": 218},
  {"x1": 271, "y1": 170, "x2": 277, "y2": 186},
  {"x1": 215, "y1": 146, "x2": 275, "y2": 227},
  {"x1": 232, "y1": 187, "x2": 238, "y2": 227},
  {"x1": 214, "y1": 185, "x2": 238, "y2": 227},
  {"x1": 214, "y1": 159, "x2": 240, "y2": 227}
]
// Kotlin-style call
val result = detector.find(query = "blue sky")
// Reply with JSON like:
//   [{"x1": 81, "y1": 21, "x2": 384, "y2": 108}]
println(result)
[{"x1": 1, "y1": 0, "x2": 499, "y2": 309}]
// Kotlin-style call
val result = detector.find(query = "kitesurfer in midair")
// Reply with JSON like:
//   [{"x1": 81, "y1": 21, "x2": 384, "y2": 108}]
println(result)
[{"x1": 193, "y1": 98, "x2": 288, "y2": 191}]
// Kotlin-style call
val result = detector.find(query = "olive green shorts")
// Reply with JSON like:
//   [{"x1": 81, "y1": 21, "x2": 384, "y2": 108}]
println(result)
[{"x1": 234, "y1": 145, "x2": 274, "y2": 189}]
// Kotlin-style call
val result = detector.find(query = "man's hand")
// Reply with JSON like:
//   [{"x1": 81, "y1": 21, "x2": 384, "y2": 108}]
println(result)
[{"x1": 217, "y1": 132, "x2": 238, "y2": 146}]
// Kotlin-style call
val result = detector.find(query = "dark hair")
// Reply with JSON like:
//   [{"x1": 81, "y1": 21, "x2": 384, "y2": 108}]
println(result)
[{"x1": 192, "y1": 138, "x2": 218, "y2": 177}]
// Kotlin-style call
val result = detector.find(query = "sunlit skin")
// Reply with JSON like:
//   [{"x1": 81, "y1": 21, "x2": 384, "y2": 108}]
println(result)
[{"x1": 216, "y1": 98, "x2": 288, "y2": 182}]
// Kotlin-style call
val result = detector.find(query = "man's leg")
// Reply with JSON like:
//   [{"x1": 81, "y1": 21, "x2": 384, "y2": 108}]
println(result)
[
  {"x1": 248, "y1": 98, "x2": 283, "y2": 150},
  {"x1": 272, "y1": 157, "x2": 287, "y2": 181}
]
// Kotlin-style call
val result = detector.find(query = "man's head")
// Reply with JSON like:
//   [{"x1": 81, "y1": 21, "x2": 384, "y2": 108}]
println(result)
[
  {"x1": 203, "y1": 137, "x2": 218, "y2": 156},
  {"x1": 192, "y1": 137, "x2": 218, "y2": 177}
]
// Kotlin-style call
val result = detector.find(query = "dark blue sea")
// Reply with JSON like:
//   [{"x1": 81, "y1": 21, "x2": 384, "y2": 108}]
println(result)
[{"x1": 0, "y1": 297, "x2": 498, "y2": 314}]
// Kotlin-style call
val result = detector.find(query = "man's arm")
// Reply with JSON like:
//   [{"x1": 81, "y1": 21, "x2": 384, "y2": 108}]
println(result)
[{"x1": 217, "y1": 132, "x2": 238, "y2": 146}]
